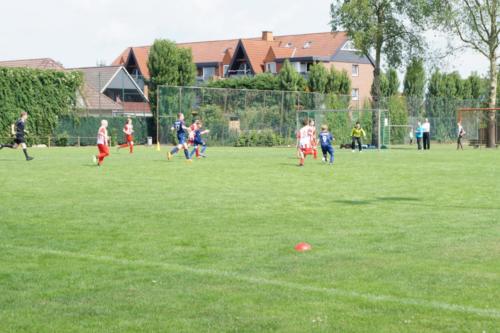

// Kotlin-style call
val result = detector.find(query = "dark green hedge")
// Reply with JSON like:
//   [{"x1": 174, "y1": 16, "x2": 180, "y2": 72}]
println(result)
[{"x1": 0, "y1": 67, "x2": 82, "y2": 142}]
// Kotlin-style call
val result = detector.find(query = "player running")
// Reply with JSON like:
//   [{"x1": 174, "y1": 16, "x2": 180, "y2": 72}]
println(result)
[
  {"x1": 117, "y1": 118, "x2": 134, "y2": 154},
  {"x1": 319, "y1": 124, "x2": 335, "y2": 164},
  {"x1": 0, "y1": 111, "x2": 34, "y2": 161},
  {"x1": 297, "y1": 118, "x2": 313, "y2": 167},
  {"x1": 309, "y1": 119, "x2": 318, "y2": 159},
  {"x1": 189, "y1": 120, "x2": 210, "y2": 159},
  {"x1": 93, "y1": 119, "x2": 110, "y2": 166},
  {"x1": 167, "y1": 113, "x2": 192, "y2": 162}
]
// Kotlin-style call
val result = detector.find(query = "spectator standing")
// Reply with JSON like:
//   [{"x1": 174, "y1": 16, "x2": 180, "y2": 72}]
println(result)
[
  {"x1": 422, "y1": 118, "x2": 431, "y2": 150},
  {"x1": 415, "y1": 122, "x2": 424, "y2": 150}
]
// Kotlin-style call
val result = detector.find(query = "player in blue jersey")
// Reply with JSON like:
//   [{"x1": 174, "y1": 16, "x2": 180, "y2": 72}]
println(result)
[
  {"x1": 319, "y1": 124, "x2": 334, "y2": 164},
  {"x1": 189, "y1": 120, "x2": 210, "y2": 159},
  {"x1": 167, "y1": 113, "x2": 192, "y2": 162}
]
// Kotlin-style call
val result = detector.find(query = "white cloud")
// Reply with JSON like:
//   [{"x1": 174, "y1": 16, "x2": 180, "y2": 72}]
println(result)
[{"x1": 0, "y1": 0, "x2": 491, "y2": 77}]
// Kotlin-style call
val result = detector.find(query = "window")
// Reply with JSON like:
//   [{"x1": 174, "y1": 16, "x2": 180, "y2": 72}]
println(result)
[
  {"x1": 223, "y1": 65, "x2": 229, "y2": 76},
  {"x1": 303, "y1": 41, "x2": 312, "y2": 49},
  {"x1": 202, "y1": 67, "x2": 216, "y2": 80},
  {"x1": 265, "y1": 62, "x2": 277, "y2": 74},
  {"x1": 352, "y1": 64, "x2": 359, "y2": 77},
  {"x1": 292, "y1": 62, "x2": 301, "y2": 72},
  {"x1": 351, "y1": 88, "x2": 359, "y2": 101},
  {"x1": 342, "y1": 40, "x2": 358, "y2": 51},
  {"x1": 285, "y1": 42, "x2": 293, "y2": 48},
  {"x1": 300, "y1": 63, "x2": 308, "y2": 73}
]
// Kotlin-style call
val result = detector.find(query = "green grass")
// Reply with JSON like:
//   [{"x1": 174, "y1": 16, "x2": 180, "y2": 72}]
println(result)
[{"x1": 0, "y1": 145, "x2": 499, "y2": 332}]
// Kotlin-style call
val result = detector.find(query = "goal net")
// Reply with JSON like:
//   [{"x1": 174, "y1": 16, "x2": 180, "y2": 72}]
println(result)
[
  {"x1": 297, "y1": 109, "x2": 390, "y2": 149},
  {"x1": 457, "y1": 108, "x2": 500, "y2": 146}
]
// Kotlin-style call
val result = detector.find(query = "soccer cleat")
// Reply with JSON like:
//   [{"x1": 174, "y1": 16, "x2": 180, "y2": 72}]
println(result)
[
  {"x1": 352, "y1": 150, "x2": 355, "y2": 153},
  {"x1": 322, "y1": 157, "x2": 326, "y2": 163},
  {"x1": 167, "y1": 152, "x2": 172, "y2": 160},
  {"x1": 186, "y1": 159, "x2": 193, "y2": 164},
  {"x1": 26, "y1": 156, "x2": 34, "y2": 161},
  {"x1": 92, "y1": 155, "x2": 97, "y2": 165}
]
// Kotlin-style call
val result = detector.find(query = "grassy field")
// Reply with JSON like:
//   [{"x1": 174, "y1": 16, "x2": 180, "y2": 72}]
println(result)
[{"x1": 0, "y1": 144, "x2": 499, "y2": 332}]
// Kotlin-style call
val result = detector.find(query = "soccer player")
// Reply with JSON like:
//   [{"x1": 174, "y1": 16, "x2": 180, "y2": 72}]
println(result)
[
  {"x1": 457, "y1": 121, "x2": 466, "y2": 150},
  {"x1": 297, "y1": 118, "x2": 313, "y2": 167},
  {"x1": 117, "y1": 118, "x2": 134, "y2": 154},
  {"x1": 0, "y1": 111, "x2": 34, "y2": 161},
  {"x1": 189, "y1": 120, "x2": 210, "y2": 158},
  {"x1": 351, "y1": 122, "x2": 366, "y2": 152},
  {"x1": 309, "y1": 119, "x2": 318, "y2": 159},
  {"x1": 319, "y1": 124, "x2": 335, "y2": 164},
  {"x1": 167, "y1": 113, "x2": 192, "y2": 162},
  {"x1": 93, "y1": 119, "x2": 109, "y2": 166}
]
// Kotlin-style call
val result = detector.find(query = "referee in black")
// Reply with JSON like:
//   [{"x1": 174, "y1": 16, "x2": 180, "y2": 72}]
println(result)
[{"x1": 0, "y1": 111, "x2": 34, "y2": 161}]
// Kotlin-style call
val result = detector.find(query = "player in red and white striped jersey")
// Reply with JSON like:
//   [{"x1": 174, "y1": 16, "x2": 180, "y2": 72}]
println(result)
[
  {"x1": 296, "y1": 119, "x2": 313, "y2": 167},
  {"x1": 117, "y1": 118, "x2": 134, "y2": 154},
  {"x1": 309, "y1": 119, "x2": 318, "y2": 159},
  {"x1": 93, "y1": 120, "x2": 109, "y2": 166}
]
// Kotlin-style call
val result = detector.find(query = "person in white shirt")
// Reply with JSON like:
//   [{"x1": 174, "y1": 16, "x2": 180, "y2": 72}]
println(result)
[
  {"x1": 422, "y1": 118, "x2": 431, "y2": 150},
  {"x1": 457, "y1": 121, "x2": 466, "y2": 150},
  {"x1": 93, "y1": 119, "x2": 109, "y2": 166}
]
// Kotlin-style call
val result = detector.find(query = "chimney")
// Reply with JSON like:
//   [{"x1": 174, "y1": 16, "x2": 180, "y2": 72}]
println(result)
[{"x1": 262, "y1": 31, "x2": 274, "y2": 42}]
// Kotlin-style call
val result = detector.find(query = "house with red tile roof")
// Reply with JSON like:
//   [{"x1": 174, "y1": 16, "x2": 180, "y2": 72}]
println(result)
[{"x1": 115, "y1": 31, "x2": 374, "y2": 103}]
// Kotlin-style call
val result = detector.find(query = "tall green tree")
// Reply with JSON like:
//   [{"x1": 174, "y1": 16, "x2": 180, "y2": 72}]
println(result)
[
  {"x1": 386, "y1": 68, "x2": 400, "y2": 96},
  {"x1": 432, "y1": 0, "x2": 499, "y2": 147},
  {"x1": 403, "y1": 58, "x2": 426, "y2": 97},
  {"x1": 331, "y1": 0, "x2": 429, "y2": 146},
  {"x1": 307, "y1": 63, "x2": 329, "y2": 93},
  {"x1": 147, "y1": 39, "x2": 196, "y2": 116},
  {"x1": 277, "y1": 60, "x2": 304, "y2": 91},
  {"x1": 177, "y1": 48, "x2": 197, "y2": 87}
]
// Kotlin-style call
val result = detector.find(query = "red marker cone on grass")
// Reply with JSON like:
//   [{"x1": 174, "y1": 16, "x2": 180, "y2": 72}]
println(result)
[{"x1": 294, "y1": 242, "x2": 312, "y2": 252}]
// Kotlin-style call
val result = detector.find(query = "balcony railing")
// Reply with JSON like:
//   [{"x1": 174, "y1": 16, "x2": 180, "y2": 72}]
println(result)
[{"x1": 227, "y1": 69, "x2": 253, "y2": 77}]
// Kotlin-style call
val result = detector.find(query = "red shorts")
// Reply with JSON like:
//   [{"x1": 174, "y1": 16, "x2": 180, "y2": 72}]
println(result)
[
  {"x1": 126, "y1": 135, "x2": 133, "y2": 143},
  {"x1": 301, "y1": 147, "x2": 313, "y2": 155},
  {"x1": 98, "y1": 144, "x2": 109, "y2": 155}
]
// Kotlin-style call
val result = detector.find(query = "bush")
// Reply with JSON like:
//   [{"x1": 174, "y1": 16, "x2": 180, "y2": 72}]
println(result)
[
  {"x1": 0, "y1": 67, "x2": 82, "y2": 142},
  {"x1": 234, "y1": 129, "x2": 284, "y2": 147},
  {"x1": 56, "y1": 132, "x2": 69, "y2": 147}
]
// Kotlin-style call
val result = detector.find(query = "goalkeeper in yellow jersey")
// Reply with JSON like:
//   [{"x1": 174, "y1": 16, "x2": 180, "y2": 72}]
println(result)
[{"x1": 351, "y1": 121, "x2": 366, "y2": 152}]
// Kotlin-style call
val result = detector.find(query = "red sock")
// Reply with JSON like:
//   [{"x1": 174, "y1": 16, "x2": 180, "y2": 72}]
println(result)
[
  {"x1": 300, "y1": 158, "x2": 304, "y2": 166},
  {"x1": 196, "y1": 147, "x2": 200, "y2": 157},
  {"x1": 129, "y1": 144, "x2": 133, "y2": 154},
  {"x1": 313, "y1": 149, "x2": 317, "y2": 159}
]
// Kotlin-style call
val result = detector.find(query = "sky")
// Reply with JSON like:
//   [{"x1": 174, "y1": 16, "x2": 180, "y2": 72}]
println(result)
[{"x1": 0, "y1": 0, "x2": 490, "y2": 77}]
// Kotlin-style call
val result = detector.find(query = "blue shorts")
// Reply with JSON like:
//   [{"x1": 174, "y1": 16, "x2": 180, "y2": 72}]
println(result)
[
  {"x1": 321, "y1": 145, "x2": 334, "y2": 155},
  {"x1": 193, "y1": 139, "x2": 205, "y2": 146},
  {"x1": 177, "y1": 134, "x2": 186, "y2": 145}
]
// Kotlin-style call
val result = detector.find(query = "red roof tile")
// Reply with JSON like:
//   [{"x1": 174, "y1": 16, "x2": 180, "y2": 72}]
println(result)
[{"x1": 112, "y1": 32, "x2": 350, "y2": 78}]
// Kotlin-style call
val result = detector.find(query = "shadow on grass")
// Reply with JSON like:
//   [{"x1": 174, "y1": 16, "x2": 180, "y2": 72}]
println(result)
[
  {"x1": 335, "y1": 199, "x2": 372, "y2": 205},
  {"x1": 334, "y1": 197, "x2": 421, "y2": 206}
]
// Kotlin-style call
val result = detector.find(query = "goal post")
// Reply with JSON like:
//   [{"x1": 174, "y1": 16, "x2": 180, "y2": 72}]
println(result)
[
  {"x1": 296, "y1": 108, "x2": 390, "y2": 149},
  {"x1": 457, "y1": 107, "x2": 500, "y2": 146}
]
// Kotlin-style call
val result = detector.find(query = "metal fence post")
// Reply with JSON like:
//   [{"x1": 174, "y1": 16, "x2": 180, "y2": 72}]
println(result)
[{"x1": 377, "y1": 108, "x2": 381, "y2": 150}]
